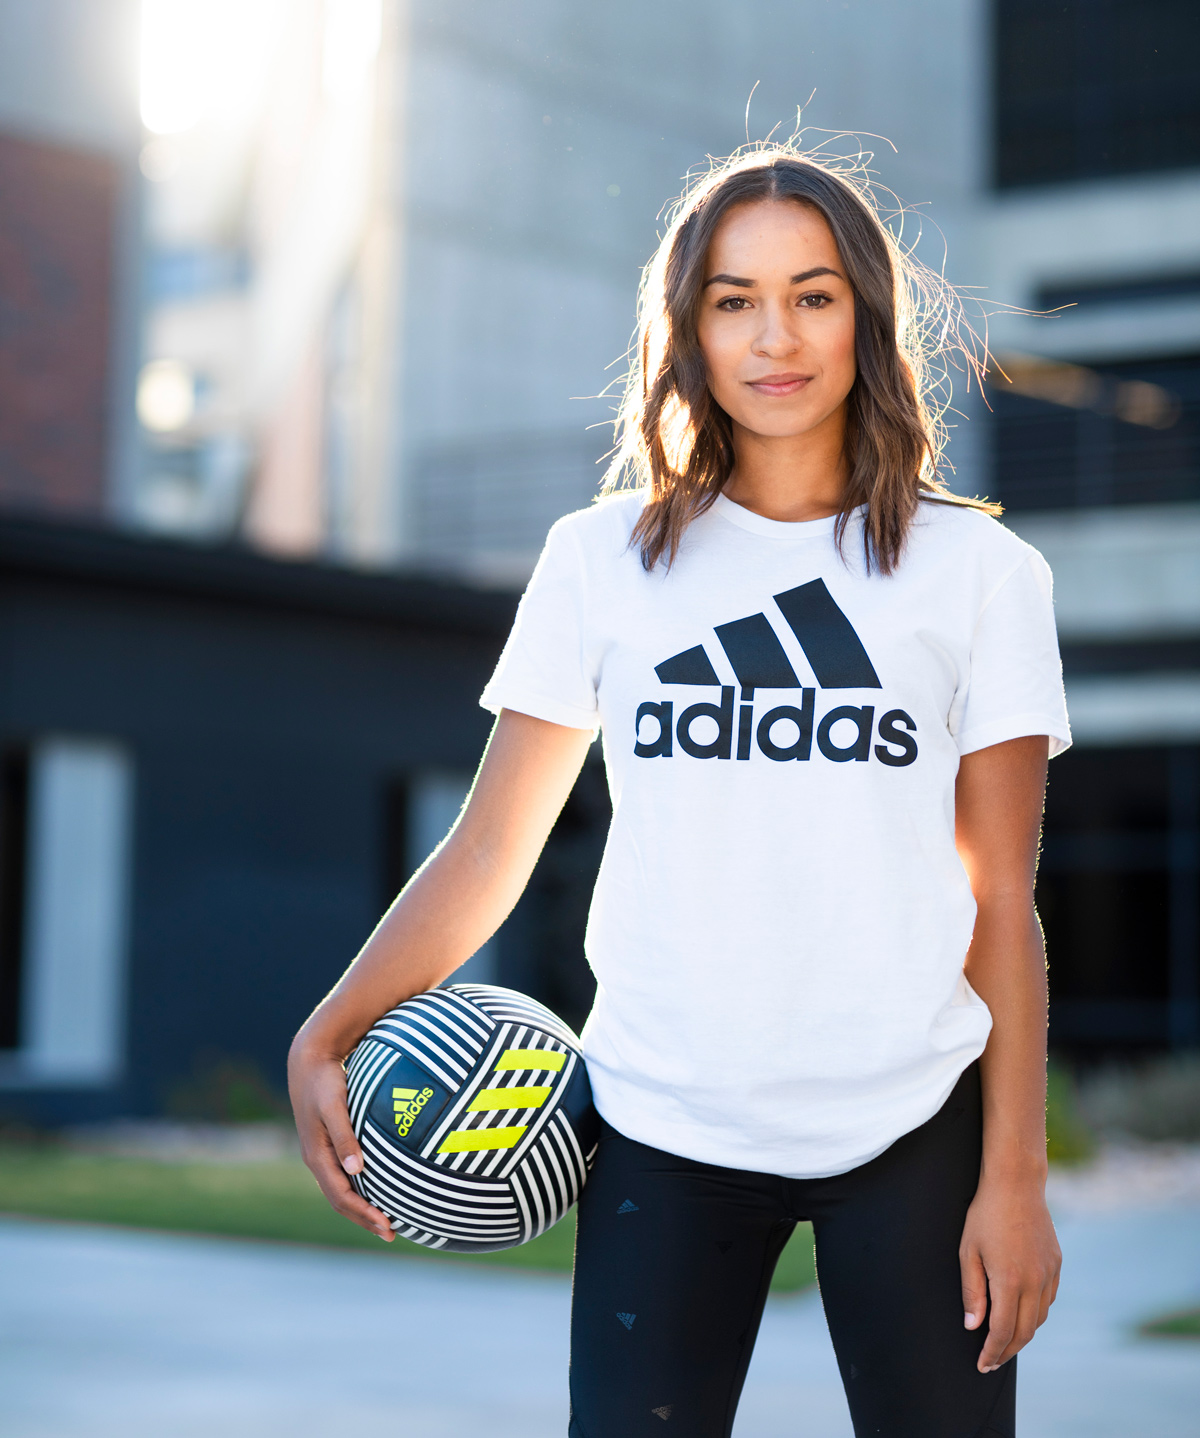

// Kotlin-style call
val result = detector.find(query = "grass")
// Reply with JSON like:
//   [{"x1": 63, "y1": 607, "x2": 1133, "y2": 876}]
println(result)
[
  {"x1": 0, "y1": 1141, "x2": 816, "y2": 1293},
  {"x1": 1139, "y1": 1308, "x2": 1200, "y2": 1340},
  {"x1": 1045, "y1": 1062, "x2": 1095, "y2": 1165}
]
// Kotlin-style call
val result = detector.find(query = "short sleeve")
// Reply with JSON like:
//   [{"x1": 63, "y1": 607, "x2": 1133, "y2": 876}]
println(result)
[
  {"x1": 952, "y1": 551, "x2": 1072, "y2": 759},
  {"x1": 479, "y1": 518, "x2": 600, "y2": 733}
]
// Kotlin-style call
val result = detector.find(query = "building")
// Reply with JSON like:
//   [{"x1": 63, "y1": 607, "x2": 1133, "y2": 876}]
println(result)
[
  {"x1": 380, "y1": 0, "x2": 1200, "y2": 1054},
  {"x1": 0, "y1": 514, "x2": 613, "y2": 1123},
  {"x1": 973, "y1": 0, "x2": 1199, "y2": 1052},
  {"x1": 0, "y1": 0, "x2": 142, "y2": 527},
  {"x1": 0, "y1": 1, "x2": 1195, "y2": 1123}
]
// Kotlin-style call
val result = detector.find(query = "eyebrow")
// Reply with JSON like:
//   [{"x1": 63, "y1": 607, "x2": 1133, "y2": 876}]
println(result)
[{"x1": 703, "y1": 266, "x2": 843, "y2": 289}]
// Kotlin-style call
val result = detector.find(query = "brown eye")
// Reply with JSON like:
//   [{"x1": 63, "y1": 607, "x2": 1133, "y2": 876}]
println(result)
[
  {"x1": 799, "y1": 294, "x2": 830, "y2": 309},
  {"x1": 717, "y1": 295, "x2": 749, "y2": 311}
]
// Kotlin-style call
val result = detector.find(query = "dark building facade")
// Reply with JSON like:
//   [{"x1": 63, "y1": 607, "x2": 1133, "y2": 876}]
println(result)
[
  {"x1": 992, "y1": 356, "x2": 1200, "y2": 1053},
  {"x1": 0, "y1": 518, "x2": 604, "y2": 1125},
  {"x1": 0, "y1": 510, "x2": 1193, "y2": 1133}
]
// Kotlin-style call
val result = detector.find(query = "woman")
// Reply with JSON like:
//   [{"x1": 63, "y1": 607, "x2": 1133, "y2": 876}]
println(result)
[{"x1": 289, "y1": 147, "x2": 1069, "y2": 1437}]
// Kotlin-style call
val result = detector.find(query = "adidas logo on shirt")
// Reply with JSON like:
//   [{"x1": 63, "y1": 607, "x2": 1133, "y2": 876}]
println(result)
[{"x1": 634, "y1": 579, "x2": 918, "y2": 767}]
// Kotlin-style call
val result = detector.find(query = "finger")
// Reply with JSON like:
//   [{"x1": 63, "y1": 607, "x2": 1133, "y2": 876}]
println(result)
[
  {"x1": 320, "y1": 1097, "x2": 366, "y2": 1177},
  {"x1": 304, "y1": 1116, "x2": 394, "y2": 1241},
  {"x1": 960, "y1": 1245, "x2": 988, "y2": 1331},
  {"x1": 978, "y1": 1280, "x2": 1017, "y2": 1372},
  {"x1": 1036, "y1": 1247, "x2": 1063, "y2": 1331},
  {"x1": 997, "y1": 1289, "x2": 1043, "y2": 1365},
  {"x1": 307, "y1": 1141, "x2": 395, "y2": 1239},
  {"x1": 1046, "y1": 1257, "x2": 1062, "y2": 1309},
  {"x1": 1036, "y1": 1271, "x2": 1057, "y2": 1331}
]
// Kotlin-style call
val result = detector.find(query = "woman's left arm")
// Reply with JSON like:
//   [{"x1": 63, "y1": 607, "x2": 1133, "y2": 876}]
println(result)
[{"x1": 956, "y1": 734, "x2": 1062, "y2": 1374}]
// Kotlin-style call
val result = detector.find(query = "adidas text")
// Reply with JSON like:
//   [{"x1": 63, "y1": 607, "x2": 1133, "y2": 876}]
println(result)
[
  {"x1": 393, "y1": 1085, "x2": 435, "y2": 1137},
  {"x1": 633, "y1": 688, "x2": 918, "y2": 766}
]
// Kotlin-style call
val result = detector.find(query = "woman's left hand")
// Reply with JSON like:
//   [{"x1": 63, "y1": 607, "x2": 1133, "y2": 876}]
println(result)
[{"x1": 960, "y1": 1173, "x2": 1061, "y2": 1373}]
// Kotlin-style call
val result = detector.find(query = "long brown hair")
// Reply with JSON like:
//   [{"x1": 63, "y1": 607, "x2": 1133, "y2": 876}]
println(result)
[{"x1": 604, "y1": 143, "x2": 999, "y2": 573}]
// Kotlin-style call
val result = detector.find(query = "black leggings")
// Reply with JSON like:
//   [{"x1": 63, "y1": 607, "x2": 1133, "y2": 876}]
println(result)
[{"x1": 569, "y1": 1063, "x2": 1014, "y2": 1438}]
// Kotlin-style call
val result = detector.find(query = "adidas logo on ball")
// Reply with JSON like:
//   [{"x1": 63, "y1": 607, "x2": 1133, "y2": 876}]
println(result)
[
  {"x1": 346, "y1": 985, "x2": 599, "y2": 1253},
  {"x1": 636, "y1": 577, "x2": 918, "y2": 767},
  {"x1": 391, "y1": 1085, "x2": 434, "y2": 1137}
]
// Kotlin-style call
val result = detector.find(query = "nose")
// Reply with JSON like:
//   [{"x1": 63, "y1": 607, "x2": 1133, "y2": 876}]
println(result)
[{"x1": 751, "y1": 299, "x2": 801, "y2": 360}]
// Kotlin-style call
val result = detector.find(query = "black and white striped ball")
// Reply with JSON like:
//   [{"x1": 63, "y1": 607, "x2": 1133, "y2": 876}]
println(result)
[{"x1": 346, "y1": 984, "x2": 599, "y2": 1253}]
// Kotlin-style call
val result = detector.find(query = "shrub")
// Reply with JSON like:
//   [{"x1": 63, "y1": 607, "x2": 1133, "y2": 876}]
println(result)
[
  {"x1": 1045, "y1": 1061, "x2": 1095, "y2": 1164},
  {"x1": 1077, "y1": 1054, "x2": 1200, "y2": 1143},
  {"x1": 166, "y1": 1052, "x2": 290, "y2": 1124}
]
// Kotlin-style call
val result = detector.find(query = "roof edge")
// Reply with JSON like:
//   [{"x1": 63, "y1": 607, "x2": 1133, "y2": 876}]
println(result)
[{"x1": 0, "y1": 514, "x2": 519, "y2": 637}]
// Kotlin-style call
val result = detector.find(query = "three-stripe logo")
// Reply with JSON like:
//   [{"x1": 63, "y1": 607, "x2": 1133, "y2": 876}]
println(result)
[
  {"x1": 636, "y1": 578, "x2": 918, "y2": 767},
  {"x1": 393, "y1": 1085, "x2": 434, "y2": 1137},
  {"x1": 656, "y1": 577, "x2": 880, "y2": 694},
  {"x1": 438, "y1": 1047, "x2": 566, "y2": 1154}
]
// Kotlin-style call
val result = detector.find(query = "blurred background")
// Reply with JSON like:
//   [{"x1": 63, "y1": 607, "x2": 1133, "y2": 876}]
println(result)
[
  {"x1": 0, "y1": 0, "x2": 1196, "y2": 1130},
  {"x1": 0, "y1": 6, "x2": 1197, "y2": 1430}
]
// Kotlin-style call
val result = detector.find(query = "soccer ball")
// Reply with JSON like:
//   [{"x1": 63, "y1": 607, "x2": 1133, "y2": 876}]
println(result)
[{"x1": 346, "y1": 984, "x2": 599, "y2": 1252}]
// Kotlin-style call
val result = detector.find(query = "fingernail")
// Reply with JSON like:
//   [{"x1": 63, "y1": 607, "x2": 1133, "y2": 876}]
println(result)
[
  {"x1": 341, "y1": 1154, "x2": 362, "y2": 1175},
  {"x1": 964, "y1": 1313, "x2": 977, "y2": 1328}
]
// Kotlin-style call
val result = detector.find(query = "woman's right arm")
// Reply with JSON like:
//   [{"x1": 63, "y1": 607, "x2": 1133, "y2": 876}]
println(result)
[{"x1": 287, "y1": 708, "x2": 595, "y2": 1239}]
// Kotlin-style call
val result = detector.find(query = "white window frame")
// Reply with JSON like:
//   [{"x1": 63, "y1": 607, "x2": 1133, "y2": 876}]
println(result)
[{"x1": 0, "y1": 737, "x2": 134, "y2": 1089}]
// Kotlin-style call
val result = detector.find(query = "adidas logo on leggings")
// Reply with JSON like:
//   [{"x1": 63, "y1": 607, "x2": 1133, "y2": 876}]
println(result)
[{"x1": 635, "y1": 579, "x2": 917, "y2": 767}]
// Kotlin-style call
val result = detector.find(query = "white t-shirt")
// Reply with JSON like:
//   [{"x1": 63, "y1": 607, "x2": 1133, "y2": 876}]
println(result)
[{"x1": 480, "y1": 492, "x2": 1071, "y2": 1178}]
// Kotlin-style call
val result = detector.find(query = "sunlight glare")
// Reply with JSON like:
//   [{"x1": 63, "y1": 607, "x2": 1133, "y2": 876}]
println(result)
[
  {"x1": 137, "y1": 359, "x2": 195, "y2": 432},
  {"x1": 322, "y1": 0, "x2": 383, "y2": 101},
  {"x1": 140, "y1": 0, "x2": 285, "y2": 136}
]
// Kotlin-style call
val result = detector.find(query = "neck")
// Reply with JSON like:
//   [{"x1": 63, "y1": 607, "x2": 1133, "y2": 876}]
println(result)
[{"x1": 721, "y1": 405, "x2": 849, "y2": 523}]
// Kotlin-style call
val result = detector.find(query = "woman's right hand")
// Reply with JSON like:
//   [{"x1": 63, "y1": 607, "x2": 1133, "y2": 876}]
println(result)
[
  {"x1": 288, "y1": 1040, "x2": 395, "y2": 1241},
  {"x1": 285, "y1": 712, "x2": 594, "y2": 1241}
]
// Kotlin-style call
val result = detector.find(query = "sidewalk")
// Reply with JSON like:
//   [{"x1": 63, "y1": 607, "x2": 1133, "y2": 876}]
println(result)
[
  {"x1": 0, "y1": 1220, "x2": 571, "y2": 1438},
  {"x1": 737, "y1": 1202, "x2": 1200, "y2": 1438},
  {"x1": 1, "y1": 1200, "x2": 1197, "y2": 1436}
]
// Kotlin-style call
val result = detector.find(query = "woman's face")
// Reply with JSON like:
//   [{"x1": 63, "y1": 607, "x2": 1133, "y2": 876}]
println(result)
[{"x1": 695, "y1": 198, "x2": 857, "y2": 443}]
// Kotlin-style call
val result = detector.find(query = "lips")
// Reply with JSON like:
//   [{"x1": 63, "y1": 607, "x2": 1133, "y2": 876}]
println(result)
[{"x1": 746, "y1": 373, "x2": 811, "y2": 397}]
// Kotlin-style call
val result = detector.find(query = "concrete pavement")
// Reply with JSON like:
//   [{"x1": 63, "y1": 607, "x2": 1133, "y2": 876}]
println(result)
[
  {"x1": 738, "y1": 1203, "x2": 1200, "y2": 1438},
  {"x1": 1, "y1": 1202, "x2": 1197, "y2": 1436}
]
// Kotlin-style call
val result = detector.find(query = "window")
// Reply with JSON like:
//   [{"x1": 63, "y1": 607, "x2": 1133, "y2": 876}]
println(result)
[
  {"x1": 989, "y1": 352, "x2": 1199, "y2": 511},
  {"x1": 994, "y1": 0, "x2": 1200, "y2": 188},
  {"x1": 1040, "y1": 744, "x2": 1199, "y2": 1051},
  {"x1": 0, "y1": 751, "x2": 29, "y2": 1050},
  {"x1": 498, "y1": 763, "x2": 608, "y2": 1035},
  {"x1": 382, "y1": 770, "x2": 498, "y2": 986},
  {"x1": 381, "y1": 762, "x2": 609, "y2": 1032},
  {"x1": 0, "y1": 739, "x2": 134, "y2": 1086}
]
